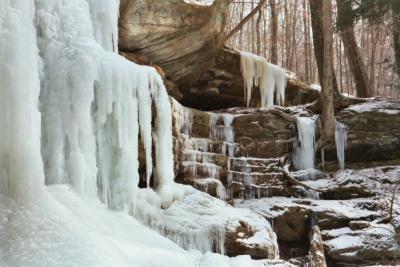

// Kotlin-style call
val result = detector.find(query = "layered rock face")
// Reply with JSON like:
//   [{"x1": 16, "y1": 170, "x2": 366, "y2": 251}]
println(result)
[
  {"x1": 320, "y1": 101, "x2": 400, "y2": 170},
  {"x1": 181, "y1": 48, "x2": 320, "y2": 110},
  {"x1": 119, "y1": 0, "x2": 229, "y2": 88}
]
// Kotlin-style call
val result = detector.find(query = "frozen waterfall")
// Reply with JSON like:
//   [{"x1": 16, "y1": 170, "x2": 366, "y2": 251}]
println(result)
[
  {"x1": 0, "y1": 0, "x2": 45, "y2": 202},
  {"x1": 0, "y1": 0, "x2": 181, "y2": 210},
  {"x1": 239, "y1": 51, "x2": 286, "y2": 108},
  {"x1": 293, "y1": 117, "x2": 316, "y2": 170}
]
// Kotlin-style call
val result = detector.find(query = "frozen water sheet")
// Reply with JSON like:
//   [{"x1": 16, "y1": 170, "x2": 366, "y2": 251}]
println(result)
[{"x1": 293, "y1": 117, "x2": 316, "y2": 170}]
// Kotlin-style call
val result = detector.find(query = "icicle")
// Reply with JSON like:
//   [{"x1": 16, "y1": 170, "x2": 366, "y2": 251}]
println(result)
[
  {"x1": 0, "y1": 0, "x2": 45, "y2": 202},
  {"x1": 151, "y1": 73, "x2": 184, "y2": 208},
  {"x1": 335, "y1": 121, "x2": 347, "y2": 170},
  {"x1": 239, "y1": 51, "x2": 287, "y2": 107},
  {"x1": 293, "y1": 117, "x2": 316, "y2": 170}
]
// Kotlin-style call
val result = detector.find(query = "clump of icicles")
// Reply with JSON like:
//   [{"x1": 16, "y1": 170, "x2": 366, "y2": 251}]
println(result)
[{"x1": 239, "y1": 51, "x2": 287, "y2": 107}]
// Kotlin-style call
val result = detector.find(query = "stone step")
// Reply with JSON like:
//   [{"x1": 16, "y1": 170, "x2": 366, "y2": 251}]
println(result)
[
  {"x1": 227, "y1": 170, "x2": 284, "y2": 186},
  {"x1": 181, "y1": 161, "x2": 224, "y2": 179},
  {"x1": 227, "y1": 181, "x2": 286, "y2": 199},
  {"x1": 183, "y1": 149, "x2": 227, "y2": 166},
  {"x1": 185, "y1": 137, "x2": 238, "y2": 156},
  {"x1": 230, "y1": 157, "x2": 281, "y2": 167}
]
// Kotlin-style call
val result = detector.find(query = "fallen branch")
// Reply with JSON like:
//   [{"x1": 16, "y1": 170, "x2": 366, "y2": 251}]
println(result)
[{"x1": 223, "y1": 0, "x2": 266, "y2": 42}]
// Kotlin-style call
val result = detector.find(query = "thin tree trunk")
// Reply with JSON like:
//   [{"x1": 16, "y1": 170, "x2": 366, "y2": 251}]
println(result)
[
  {"x1": 309, "y1": 0, "x2": 340, "y2": 97},
  {"x1": 251, "y1": 0, "x2": 255, "y2": 53},
  {"x1": 393, "y1": 1, "x2": 400, "y2": 76},
  {"x1": 290, "y1": 1, "x2": 299, "y2": 70},
  {"x1": 238, "y1": 1, "x2": 245, "y2": 49},
  {"x1": 339, "y1": 40, "x2": 343, "y2": 94},
  {"x1": 284, "y1": 0, "x2": 290, "y2": 68},
  {"x1": 337, "y1": 0, "x2": 370, "y2": 98},
  {"x1": 256, "y1": 8, "x2": 262, "y2": 55},
  {"x1": 321, "y1": 0, "x2": 336, "y2": 142},
  {"x1": 303, "y1": 0, "x2": 310, "y2": 81},
  {"x1": 270, "y1": 0, "x2": 278, "y2": 64}
]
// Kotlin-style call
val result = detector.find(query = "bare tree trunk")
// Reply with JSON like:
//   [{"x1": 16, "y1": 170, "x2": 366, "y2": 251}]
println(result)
[
  {"x1": 393, "y1": 1, "x2": 400, "y2": 76},
  {"x1": 369, "y1": 24, "x2": 381, "y2": 96},
  {"x1": 321, "y1": 0, "x2": 335, "y2": 142},
  {"x1": 288, "y1": 1, "x2": 299, "y2": 70},
  {"x1": 309, "y1": 0, "x2": 340, "y2": 97},
  {"x1": 284, "y1": 0, "x2": 290, "y2": 68},
  {"x1": 270, "y1": 0, "x2": 278, "y2": 64},
  {"x1": 238, "y1": 1, "x2": 244, "y2": 48},
  {"x1": 336, "y1": 0, "x2": 370, "y2": 98},
  {"x1": 303, "y1": 0, "x2": 310, "y2": 82},
  {"x1": 251, "y1": 0, "x2": 255, "y2": 53},
  {"x1": 256, "y1": 8, "x2": 262, "y2": 55}
]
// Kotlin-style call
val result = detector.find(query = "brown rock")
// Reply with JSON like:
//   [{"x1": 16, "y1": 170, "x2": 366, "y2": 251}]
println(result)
[
  {"x1": 309, "y1": 226, "x2": 327, "y2": 267},
  {"x1": 119, "y1": 0, "x2": 229, "y2": 87}
]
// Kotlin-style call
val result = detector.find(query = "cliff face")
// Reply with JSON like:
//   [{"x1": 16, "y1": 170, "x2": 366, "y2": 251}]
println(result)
[
  {"x1": 119, "y1": 2, "x2": 319, "y2": 111},
  {"x1": 119, "y1": 0, "x2": 229, "y2": 87},
  {"x1": 181, "y1": 48, "x2": 320, "y2": 110}
]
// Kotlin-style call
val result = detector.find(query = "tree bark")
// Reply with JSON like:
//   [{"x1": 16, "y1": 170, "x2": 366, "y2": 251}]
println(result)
[
  {"x1": 256, "y1": 8, "x2": 262, "y2": 55},
  {"x1": 320, "y1": 0, "x2": 335, "y2": 142},
  {"x1": 337, "y1": 0, "x2": 371, "y2": 98},
  {"x1": 309, "y1": 0, "x2": 340, "y2": 98},
  {"x1": 303, "y1": 0, "x2": 310, "y2": 82},
  {"x1": 270, "y1": 0, "x2": 278, "y2": 64},
  {"x1": 393, "y1": 0, "x2": 400, "y2": 76}
]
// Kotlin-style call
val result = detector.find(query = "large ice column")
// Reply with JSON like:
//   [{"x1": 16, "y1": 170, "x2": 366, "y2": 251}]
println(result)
[
  {"x1": 151, "y1": 73, "x2": 185, "y2": 208},
  {"x1": 0, "y1": 0, "x2": 45, "y2": 202},
  {"x1": 335, "y1": 121, "x2": 347, "y2": 170},
  {"x1": 293, "y1": 117, "x2": 316, "y2": 170},
  {"x1": 239, "y1": 51, "x2": 287, "y2": 108},
  {"x1": 35, "y1": 0, "x2": 178, "y2": 211}
]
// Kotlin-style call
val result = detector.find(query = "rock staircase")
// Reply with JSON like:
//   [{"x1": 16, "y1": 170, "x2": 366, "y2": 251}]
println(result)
[{"x1": 172, "y1": 99, "x2": 291, "y2": 200}]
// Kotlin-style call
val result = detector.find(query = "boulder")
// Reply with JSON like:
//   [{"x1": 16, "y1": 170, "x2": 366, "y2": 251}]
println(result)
[
  {"x1": 119, "y1": 0, "x2": 229, "y2": 87},
  {"x1": 323, "y1": 224, "x2": 399, "y2": 265},
  {"x1": 318, "y1": 100, "x2": 400, "y2": 170}
]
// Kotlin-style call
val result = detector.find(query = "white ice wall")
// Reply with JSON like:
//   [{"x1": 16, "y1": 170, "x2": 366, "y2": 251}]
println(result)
[{"x1": 0, "y1": 0, "x2": 45, "y2": 202}]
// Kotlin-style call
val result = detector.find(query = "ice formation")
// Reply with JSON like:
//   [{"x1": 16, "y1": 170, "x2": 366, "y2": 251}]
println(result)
[
  {"x1": 335, "y1": 121, "x2": 347, "y2": 170},
  {"x1": 293, "y1": 117, "x2": 316, "y2": 170},
  {"x1": 0, "y1": 0, "x2": 281, "y2": 265},
  {"x1": 239, "y1": 51, "x2": 287, "y2": 107},
  {"x1": 0, "y1": 0, "x2": 45, "y2": 202},
  {"x1": 33, "y1": 0, "x2": 184, "y2": 210}
]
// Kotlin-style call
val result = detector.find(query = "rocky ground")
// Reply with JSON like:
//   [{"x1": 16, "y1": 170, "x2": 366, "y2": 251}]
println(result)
[{"x1": 165, "y1": 99, "x2": 400, "y2": 266}]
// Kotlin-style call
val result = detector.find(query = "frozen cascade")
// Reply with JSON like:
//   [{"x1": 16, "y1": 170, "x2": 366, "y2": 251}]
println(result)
[
  {"x1": 0, "y1": 0, "x2": 45, "y2": 202},
  {"x1": 293, "y1": 117, "x2": 316, "y2": 170},
  {"x1": 335, "y1": 121, "x2": 348, "y2": 170},
  {"x1": 0, "y1": 0, "x2": 281, "y2": 264},
  {"x1": 239, "y1": 51, "x2": 286, "y2": 107},
  {"x1": 35, "y1": 0, "x2": 182, "y2": 209}
]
